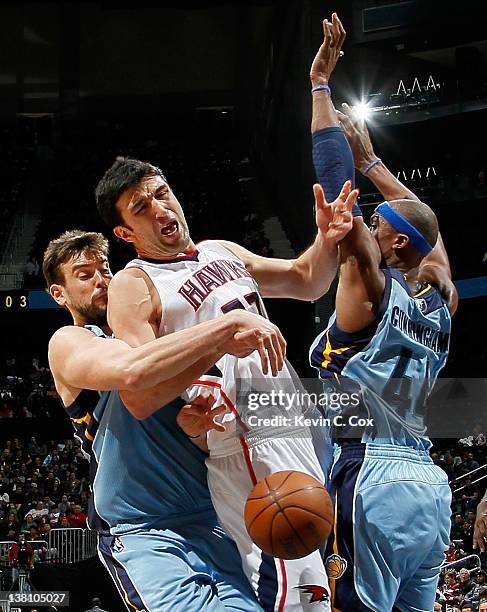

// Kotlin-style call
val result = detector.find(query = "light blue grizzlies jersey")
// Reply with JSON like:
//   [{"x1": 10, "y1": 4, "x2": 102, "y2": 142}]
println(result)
[
  {"x1": 310, "y1": 269, "x2": 451, "y2": 449},
  {"x1": 64, "y1": 325, "x2": 215, "y2": 536}
]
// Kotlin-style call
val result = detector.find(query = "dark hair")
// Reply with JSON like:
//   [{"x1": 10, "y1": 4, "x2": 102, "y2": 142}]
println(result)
[
  {"x1": 95, "y1": 156, "x2": 165, "y2": 229},
  {"x1": 42, "y1": 230, "x2": 109, "y2": 287}
]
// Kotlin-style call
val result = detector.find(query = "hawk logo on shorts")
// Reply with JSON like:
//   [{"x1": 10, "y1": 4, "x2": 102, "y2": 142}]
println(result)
[
  {"x1": 325, "y1": 554, "x2": 347, "y2": 579},
  {"x1": 295, "y1": 585, "x2": 329, "y2": 603}
]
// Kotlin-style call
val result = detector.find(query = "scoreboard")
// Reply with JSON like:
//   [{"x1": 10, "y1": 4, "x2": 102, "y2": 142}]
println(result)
[{"x1": 0, "y1": 290, "x2": 60, "y2": 311}]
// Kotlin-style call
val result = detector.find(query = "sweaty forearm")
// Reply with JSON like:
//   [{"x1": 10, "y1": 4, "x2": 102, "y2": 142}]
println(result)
[
  {"x1": 121, "y1": 351, "x2": 223, "y2": 419},
  {"x1": 123, "y1": 317, "x2": 236, "y2": 391}
]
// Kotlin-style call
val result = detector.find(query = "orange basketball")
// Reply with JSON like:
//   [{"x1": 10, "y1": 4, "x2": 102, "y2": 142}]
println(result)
[{"x1": 244, "y1": 470, "x2": 333, "y2": 560}]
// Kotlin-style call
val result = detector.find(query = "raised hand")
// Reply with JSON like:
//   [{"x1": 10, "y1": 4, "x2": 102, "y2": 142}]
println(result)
[
  {"x1": 310, "y1": 12, "x2": 346, "y2": 86},
  {"x1": 315, "y1": 180, "x2": 358, "y2": 243},
  {"x1": 176, "y1": 392, "x2": 227, "y2": 439},
  {"x1": 336, "y1": 103, "x2": 376, "y2": 170}
]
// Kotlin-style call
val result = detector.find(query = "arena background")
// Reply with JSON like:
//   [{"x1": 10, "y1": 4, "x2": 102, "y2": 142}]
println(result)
[{"x1": 0, "y1": 1, "x2": 486, "y2": 610}]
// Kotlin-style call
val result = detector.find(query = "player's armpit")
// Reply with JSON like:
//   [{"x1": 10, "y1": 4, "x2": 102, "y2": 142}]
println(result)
[
  {"x1": 108, "y1": 268, "x2": 160, "y2": 346},
  {"x1": 335, "y1": 216, "x2": 385, "y2": 332}
]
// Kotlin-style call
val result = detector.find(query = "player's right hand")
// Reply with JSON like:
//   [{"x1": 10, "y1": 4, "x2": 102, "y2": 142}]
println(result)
[
  {"x1": 473, "y1": 498, "x2": 487, "y2": 552},
  {"x1": 221, "y1": 310, "x2": 287, "y2": 377},
  {"x1": 336, "y1": 103, "x2": 376, "y2": 171},
  {"x1": 310, "y1": 12, "x2": 346, "y2": 86}
]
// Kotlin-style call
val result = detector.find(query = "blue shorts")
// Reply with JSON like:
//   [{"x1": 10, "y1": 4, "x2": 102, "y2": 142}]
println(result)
[
  {"x1": 324, "y1": 443, "x2": 451, "y2": 612},
  {"x1": 98, "y1": 520, "x2": 262, "y2": 612}
]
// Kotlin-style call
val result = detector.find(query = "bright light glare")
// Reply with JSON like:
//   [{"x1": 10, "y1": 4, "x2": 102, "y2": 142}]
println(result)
[{"x1": 354, "y1": 101, "x2": 371, "y2": 121}]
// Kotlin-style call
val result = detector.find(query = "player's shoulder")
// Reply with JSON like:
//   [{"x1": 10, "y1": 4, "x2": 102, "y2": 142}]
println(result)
[
  {"x1": 48, "y1": 326, "x2": 96, "y2": 367},
  {"x1": 208, "y1": 239, "x2": 252, "y2": 261},
  {"x1": 109, "y1": 267, "x2": 152, "y2": 296}
]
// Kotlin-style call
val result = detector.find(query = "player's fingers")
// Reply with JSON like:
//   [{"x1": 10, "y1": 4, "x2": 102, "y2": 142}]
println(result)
[
  {"x1": 336, "y1": 13, "x2": 346, "y2": 49},
  {"x1": 337, "y1": 179, "x2": 352, "y2": 203},
  {"x1": 344, "y1": 188, "x2": 359, "y2": 212},
  {"x1": 322, "y1": 18, "x2": 329, "y2": 46},
  {"x1": 313, "y1": 182, "x2": 328, "y2": 208},
  {"x1": 257, "y1": 337, "x2": 269, "y2": 376},
  {"x1": 180, "y1": 405, "x2": 206, "y2": 418},
  {"x1": 269, "y1": 329, "x2": 285, "y2": 374},
  {"x1": 325, "y1": 20, "x2": 333, "y2": 48},
  {"x1": 209, "y1": 405, "x2": 227, "y2": 432},
  {"x1": 266, "y1": 334, "x2": 280, "y2": 377},
  {"x1": 332, "y1": 12, "x2": 343, "y2": 51}
]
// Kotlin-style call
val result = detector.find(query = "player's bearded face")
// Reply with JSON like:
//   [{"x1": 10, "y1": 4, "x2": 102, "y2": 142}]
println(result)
[
  {"x1": 62, "y1": 253, "x2": 110, "y2": 327},
  {"x1": 116, "y1": 175, "x2": 191, "y2": 258}
]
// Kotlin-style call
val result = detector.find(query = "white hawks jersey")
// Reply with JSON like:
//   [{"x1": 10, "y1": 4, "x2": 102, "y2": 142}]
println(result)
[{"x1": 126, "y1": 240, "x2": 312, "y2": 455}]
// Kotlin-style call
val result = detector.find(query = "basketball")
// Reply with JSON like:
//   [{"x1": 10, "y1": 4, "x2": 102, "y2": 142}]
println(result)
[{"x1": 244, "y1": 470, "x2": 333, "y2": 560}]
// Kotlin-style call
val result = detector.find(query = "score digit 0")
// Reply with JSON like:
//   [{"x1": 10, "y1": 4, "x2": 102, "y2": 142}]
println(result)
[{"x1": 5, "y1": 295, "x2": 12, "y2": 308}]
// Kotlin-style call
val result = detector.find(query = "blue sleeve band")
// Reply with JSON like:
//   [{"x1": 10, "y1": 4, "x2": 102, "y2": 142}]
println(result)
[
  {"x1": 375, "y1": 202, "x2": 433, "y2": 257},
  {"x1": 312, "y1": 127, "x2": 362, "y2": 217}
]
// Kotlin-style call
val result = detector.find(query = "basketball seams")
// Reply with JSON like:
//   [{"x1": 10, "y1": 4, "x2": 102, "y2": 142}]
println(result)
[{"x1": 273, "y1": 500, "x2": 312, "y2": 557}]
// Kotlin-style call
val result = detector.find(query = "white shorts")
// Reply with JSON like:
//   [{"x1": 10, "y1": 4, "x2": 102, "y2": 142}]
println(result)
[{"x1": 207, "y1": 435, "x2": 332, "y2": 612}]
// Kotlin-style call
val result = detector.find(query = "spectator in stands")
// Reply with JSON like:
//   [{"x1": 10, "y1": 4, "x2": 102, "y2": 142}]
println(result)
[
  {"x1": 468, "y1": 570, "x2": 487, "y2": 607},
  {"x1": 465, "y1": 453, "x2": 480, "y2": 472},
  {"x1": 0, "y1": 512, "x2": 20, "y2": 538},
  {"x1": 58, "y1": 494, "x2": 70, "y2": 515},
  {"x1": 479, "y1": 599, "x2": 487, "y2": 611},
  {"x1": 458, "y1": 568, "x2": 476, "y2": 598},
  {"x1": 68, "y1": 504, "x2": 87, "y2": 528},
  {"x1": 440, "y1": 570, "x2": 461, "y2": 607},
  {"x1": 59, "y1": 515, "x2": 69, "y2": 529},
  {"x1": 452, "y1": 514, "x2": 467, "y2": 542},
  {"x1": 20, "y1": 514, "x2": 38, "y2": 534},
  {"x1": 8, "y1": 532, "x2": 33, "y2": 570}
]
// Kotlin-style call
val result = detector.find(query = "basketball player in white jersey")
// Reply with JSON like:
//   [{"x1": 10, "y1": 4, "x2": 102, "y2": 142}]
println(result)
[{"x1": 94, "y1": 150, "x2": 356, "y2": 611}]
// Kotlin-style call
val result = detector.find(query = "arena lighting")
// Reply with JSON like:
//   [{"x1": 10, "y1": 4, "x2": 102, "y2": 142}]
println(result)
[{"x1": 354, "y1": 101, "x2": 371, "y2": 121}]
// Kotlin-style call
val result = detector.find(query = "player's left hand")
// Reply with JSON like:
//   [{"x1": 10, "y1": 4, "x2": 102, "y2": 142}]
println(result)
[
  {"x1": 473, "y1": 499, "x2": 487, "y2": 552},
  {"x1": 176, "y1": 392, "x2": 227, "y2": 439},
  {"x1": 310, "y1": 12, "x2": 346, "y2": 86},
  {"x1": 314, "y1": 179, "x2": 358, "y2": 243}
]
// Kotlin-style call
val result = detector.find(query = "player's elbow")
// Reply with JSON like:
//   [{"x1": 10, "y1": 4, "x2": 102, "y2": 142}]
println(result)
[
  {"x1": 119, "y1": 390, "x2": 154, "y2": 420},
  {"x1": 118, "y1": 362, "x2": 148, "y2": 393}
]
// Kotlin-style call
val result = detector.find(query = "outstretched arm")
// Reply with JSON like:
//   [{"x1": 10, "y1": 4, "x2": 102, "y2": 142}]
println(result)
[
  {"x1": 310, "y1": 13, "x2": 358, "y2": 206},
  {"x1": 220, "y1": 180, "x2": 359, "y2": 301},
  {"x1": 338, "y1": 103, "x2": 458, "y2": 314}
]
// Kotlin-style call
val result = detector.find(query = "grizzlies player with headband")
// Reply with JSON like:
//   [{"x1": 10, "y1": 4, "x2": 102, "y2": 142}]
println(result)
[
  {"x1": 44, "y1": 229, "x2": 288, "y2": 611},
  {"x1": 93, "y1": 53, "x2": 356, "y2": 609},
  {"x1": 309, "y1": 13, "x2": 457, "y2": 612}
]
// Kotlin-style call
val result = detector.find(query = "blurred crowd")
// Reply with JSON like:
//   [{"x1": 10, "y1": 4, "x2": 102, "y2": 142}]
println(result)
[{"x1": 0, "y1": 435, "x2": 89, "y2": 546}]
